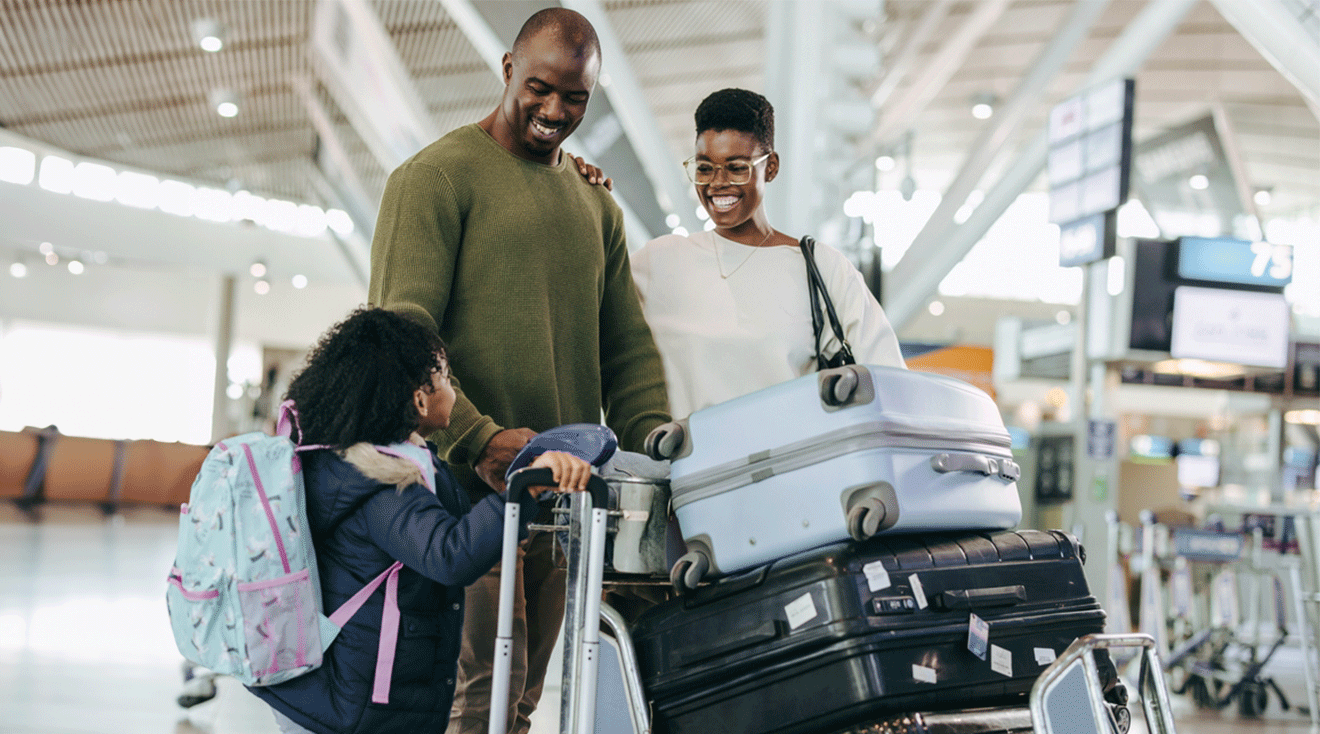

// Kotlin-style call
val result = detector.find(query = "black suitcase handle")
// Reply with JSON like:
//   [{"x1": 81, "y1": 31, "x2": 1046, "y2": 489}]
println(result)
[{"x1": 937, "y1": 584, "x2": 1026, "y2": 610}]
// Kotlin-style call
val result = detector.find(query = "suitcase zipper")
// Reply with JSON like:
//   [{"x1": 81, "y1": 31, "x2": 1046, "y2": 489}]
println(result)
[{"x1": 672, "y1": 420, "x2": 1013, "y2": 508}]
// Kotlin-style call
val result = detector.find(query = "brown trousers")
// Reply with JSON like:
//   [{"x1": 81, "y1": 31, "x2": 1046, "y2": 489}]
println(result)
[{"x1": 448, "y1": 531, "x2": 566, "y2": 734}]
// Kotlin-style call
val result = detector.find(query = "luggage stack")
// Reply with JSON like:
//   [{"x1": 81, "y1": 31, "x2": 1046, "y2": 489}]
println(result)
[{"x1": 633, "y1": 365, "x2": 1106, "y2": 734}]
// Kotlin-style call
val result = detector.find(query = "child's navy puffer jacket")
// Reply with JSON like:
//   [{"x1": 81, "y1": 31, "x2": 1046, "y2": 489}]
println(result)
[{"x1": 249, "y1": 440, "x2": 541, "y2": 734}]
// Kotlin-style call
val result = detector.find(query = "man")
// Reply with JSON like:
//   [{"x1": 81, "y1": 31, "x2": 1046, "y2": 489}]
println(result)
[{"x1": 367, "y1": 8, "x2": 670, "y2": 734}]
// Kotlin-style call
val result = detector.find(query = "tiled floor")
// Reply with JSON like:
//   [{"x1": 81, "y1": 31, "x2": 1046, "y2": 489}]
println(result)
[{"x1": 0, "y1": 503, "x2": 1315, "y2": 734}]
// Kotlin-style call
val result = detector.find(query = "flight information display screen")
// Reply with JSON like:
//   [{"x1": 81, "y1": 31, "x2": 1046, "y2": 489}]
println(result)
[{"x1": 1175, "y1": 236, "x2": 1293, "y2": 290}]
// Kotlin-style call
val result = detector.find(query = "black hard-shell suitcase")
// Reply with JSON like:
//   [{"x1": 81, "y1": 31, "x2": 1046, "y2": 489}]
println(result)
[{"x1": 631, "y1": 530, "x2": 1107, "y2": 734}]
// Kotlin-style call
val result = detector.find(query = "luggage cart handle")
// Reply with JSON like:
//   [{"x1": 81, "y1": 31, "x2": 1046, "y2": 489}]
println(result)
[{"x1": 506, "y1": 467, "x2": 609, "y2": 508}]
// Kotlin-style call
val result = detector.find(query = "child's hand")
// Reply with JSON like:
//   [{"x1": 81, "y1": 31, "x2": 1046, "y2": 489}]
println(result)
[{"x1": 527, "y1": 451, "x2": 592, "y2": 497}]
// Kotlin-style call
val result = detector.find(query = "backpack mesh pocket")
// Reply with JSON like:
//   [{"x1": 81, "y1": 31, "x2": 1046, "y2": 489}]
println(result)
[{"x1": 237, "y1": 568, "x2": 322, "y2": 684}]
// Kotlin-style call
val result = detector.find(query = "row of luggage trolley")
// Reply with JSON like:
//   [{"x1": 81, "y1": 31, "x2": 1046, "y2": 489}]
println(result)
[
  {"x1": 1117, "y1": 505, "x2": 1320, "y2": 724},
  {"x1": 492, "y1": 365, "x2": 1180, "y2": 734}
]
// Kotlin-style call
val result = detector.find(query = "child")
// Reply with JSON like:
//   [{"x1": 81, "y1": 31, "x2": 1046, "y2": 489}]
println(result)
[{"x1": 248, "y1": 306, "x2": 591, "y2": 734}]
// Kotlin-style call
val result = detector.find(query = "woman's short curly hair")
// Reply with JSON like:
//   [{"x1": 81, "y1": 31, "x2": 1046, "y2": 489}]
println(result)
[
  {"x1": 694, "y1": 88, "x2": 775, "y2": 152},
  {"x1": 285, "y1": 306, "x2": 446, "y2": 449}
]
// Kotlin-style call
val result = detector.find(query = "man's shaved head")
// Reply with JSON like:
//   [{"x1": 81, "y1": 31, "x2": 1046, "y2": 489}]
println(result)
[{"x1": 512, "y1": 7, "x2": 600, "y2": 62}]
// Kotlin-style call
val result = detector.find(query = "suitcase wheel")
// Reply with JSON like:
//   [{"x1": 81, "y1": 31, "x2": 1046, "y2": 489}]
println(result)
[
  {"x1": 846, "y1": 497, "x2": 887, "y2": 541},
  {"x1": 644, "y1": 422, "x2": 685, "y2": 461},
  {"x1": 819, "y1": 368, "x2": 860, "y2": 407},
  {"x1": 669, "y1": 550, "x2": 709, "y2": 594}
]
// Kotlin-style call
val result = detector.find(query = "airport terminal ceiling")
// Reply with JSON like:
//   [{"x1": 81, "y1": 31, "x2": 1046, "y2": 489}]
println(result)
[{"x1": 0, "y1": 0, "x2": 1317, "y2": 314}]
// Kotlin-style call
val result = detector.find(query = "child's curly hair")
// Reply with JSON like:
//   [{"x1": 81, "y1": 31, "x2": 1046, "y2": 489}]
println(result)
[{"x1": 285, "y1": 306, "x2": 446, "y2": 448}]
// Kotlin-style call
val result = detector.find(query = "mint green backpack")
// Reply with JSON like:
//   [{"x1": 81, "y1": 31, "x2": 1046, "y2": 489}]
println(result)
[{"x1": 165, "y1": 403, "x2": 432, "y2": 703}]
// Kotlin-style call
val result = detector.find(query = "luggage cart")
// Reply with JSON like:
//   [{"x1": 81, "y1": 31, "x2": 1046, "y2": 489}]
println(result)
[{"x1": 496, "y1": 470, "x2": 1174, "y2": 734}]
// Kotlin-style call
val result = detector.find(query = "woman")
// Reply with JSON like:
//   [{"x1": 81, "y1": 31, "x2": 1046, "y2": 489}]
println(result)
[{"x1": 631, "y1": 88, "x2": 905, "y2": 420}]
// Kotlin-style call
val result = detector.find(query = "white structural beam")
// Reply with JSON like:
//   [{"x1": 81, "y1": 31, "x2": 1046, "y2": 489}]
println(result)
[
  {"x1": 864, "y1": 0, "x2": 1010, "y2": 151},
  {"x1": 1209, "y1": 0, "x2": 1320, "y2": 119},
  {"x1": 884, "y1": 0, "x2": 1201, "y2": 332},
  {"x1": 868, "y1": 0, "x2": 953, "y2": 114},
  {"x1": 561, "y1": 0, "x2": 700, "y2": 230},
  {"x1": 764, "y1": 0, "x2": 824, "y2": 239},
  {"x1": 308, "y1": 0, "x2": 438, "y2": 171},
  {"x1": 1210, "y1": 99, "x2": 1262, "y2": 224},
  {"x1": 885, "y1": 0, "x2": 1110, "y2": 317}
]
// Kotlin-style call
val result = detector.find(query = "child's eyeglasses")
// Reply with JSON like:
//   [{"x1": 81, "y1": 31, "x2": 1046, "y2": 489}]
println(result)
[{"x1": 683, "y1": 153, "x2": 771, "y2": 186}]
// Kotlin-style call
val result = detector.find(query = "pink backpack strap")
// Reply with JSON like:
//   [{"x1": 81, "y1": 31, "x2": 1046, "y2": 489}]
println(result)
[
  {"x1": 276, "y1": 400, "x2": 300, "y2": 440},
  {"x1": 327, "y1": 561, "x2": 405, "y2": 704},
  {"x1": 371, "y1": 564, "x2": 403, "y2": 704}
]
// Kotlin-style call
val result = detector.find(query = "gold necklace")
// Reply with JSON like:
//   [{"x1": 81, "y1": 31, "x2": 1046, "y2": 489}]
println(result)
[{"x1": 714, "y1": 228, "x2": 774, "y2": 279}]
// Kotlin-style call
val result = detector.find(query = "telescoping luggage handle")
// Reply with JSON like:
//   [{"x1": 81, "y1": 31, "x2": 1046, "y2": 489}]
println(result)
[{"x1": 490, "y1": 468, "x2": 610, "y2": 734}]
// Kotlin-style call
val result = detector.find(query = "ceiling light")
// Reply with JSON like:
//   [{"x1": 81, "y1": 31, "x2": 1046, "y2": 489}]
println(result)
[
  {"x1": 1253, "y1": 187, "x2": 1272, "y2": 207},
  {"x1": 9, "y1": 262, "x2": 27, "y2": 278},
  {"x1": 38, "y1": 241, "x2": 53, "y2": 255},
  {"x1": 1151, "y1": 358, "x2": 1244, "y2": 379},
  {"x1": 1055, "y1": 310, "x2": 1071, "y2": 325},
  {"x1": 1188, "y1": 174, "x2": 1209, "y2": 190},
  {"x1": 116, "y1": 171, "x2": 160, "y2": 209},
  {"x1": 665, "y1": 213, "x2": 681, "y2": 228},
  {"x1": 67, "y1": 260, "x2": 84, "y2": 275},
  {"x1": 928, "y1": 300, "x2": 945, "y2": 316},
  {"x1": 695, "y1": 205, "x2": 709, "y2": 222},
  {"x1": 0, "y1": 146, "x2": 36, "y2": 185},
  {"x1": 210, "y1": 89, "x2": 240, "y2": 118},
  {"x1": 1285, "y1": 409, "x2": 1320, "y2": 425},
  {"x1": 291, "y1": 274, "x2": 308, "y2": 289},
  {"x1": 971, "y1": 92, "x2": 996, "y2": 120},
  {"x1": 38, "y1": 155, "x2": 75, "y2": 194},
  {"x1": 254, "y1": 279, "x2": 270, "y2": 295},
  {"x1": 326, "y1": 208, "x2": 355, "y2": 236},
  {"x1": 45, "y1": 252, "x2": 59, "y2": 266},
  {"x1": 249, "y1": 261, "x2": 267, "y2": 278},
  {"x1": 192, "y1": 18, "x2": 227, "y2": 53},
  {"x1": 875, "y1": 155, "x2": 896, "y2": 172},
  {"x1": 72, "y1": 162, "x2": 116, "y2": 202}
]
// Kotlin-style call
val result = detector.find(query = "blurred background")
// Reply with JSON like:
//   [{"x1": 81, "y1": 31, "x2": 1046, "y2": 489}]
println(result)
[{"x1": 0, "y1": 1, "x2": 1318, "y2": 732}]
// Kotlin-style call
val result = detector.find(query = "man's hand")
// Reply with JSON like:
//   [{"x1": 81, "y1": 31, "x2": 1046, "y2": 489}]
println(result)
[
  {"x1": 572, "y1": 155, "x2": 613, "y2": 191},
  {"x1": 475, "y1": 427, "x2": 538, "y2": 493}
]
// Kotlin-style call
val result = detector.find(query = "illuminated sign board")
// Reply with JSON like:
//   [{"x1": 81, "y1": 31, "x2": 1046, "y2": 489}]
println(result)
[
  {"x1": 1175, "y1": 236, "x2": 1293, "y2": 290},
  {"x1": 1048, "y1": 78, "x2": 1135, "y2": 267},
  {"x1": 1170, "y1": 286, "x2": 1290, "y2": 368}
]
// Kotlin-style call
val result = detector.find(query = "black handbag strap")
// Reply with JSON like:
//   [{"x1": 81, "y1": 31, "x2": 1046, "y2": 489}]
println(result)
[{"x1": 799, "y1": 237, "x2": 855, "y2": 370}]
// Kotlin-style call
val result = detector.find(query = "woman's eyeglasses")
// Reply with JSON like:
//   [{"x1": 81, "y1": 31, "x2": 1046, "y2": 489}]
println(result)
[{"x1": 683, "y1": 153, "x2": 771, "y2": 186}]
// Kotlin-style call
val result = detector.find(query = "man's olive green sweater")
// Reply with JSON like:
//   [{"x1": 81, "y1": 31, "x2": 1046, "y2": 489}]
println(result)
[{"x1": 369, "y1": 124, "x2": 671, "y2": 495}]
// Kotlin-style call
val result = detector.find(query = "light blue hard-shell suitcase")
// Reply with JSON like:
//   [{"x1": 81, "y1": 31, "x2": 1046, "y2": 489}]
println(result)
[{"x1": 644, "y1": 364, "x2": 1023, "y2": 591}]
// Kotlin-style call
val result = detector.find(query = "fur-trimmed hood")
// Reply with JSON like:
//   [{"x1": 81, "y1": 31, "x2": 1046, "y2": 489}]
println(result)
[{"x1": 340, "y1": 435, "x2": 429, "y2": 490}]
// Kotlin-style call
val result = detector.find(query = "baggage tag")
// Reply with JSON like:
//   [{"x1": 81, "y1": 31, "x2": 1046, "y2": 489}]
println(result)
[
  {"x1": 1034, "y1": 647, "x2": 1056, "y2": 666},
  {"x1": 967, "y1": 612, "x2": 990, "y2": 661},
  {"x1": 909, "y1": 574, "x2": 928, "y2": 610},
  {"x1": 863, "y1": 561, "x2": 891, "y2": 591},
  {"x1": 785, "y1": 592, "x2": 818, "y2": 630},
  {"x1": 990, "y1": 644, "x2": 1013, "y2": 678}
]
